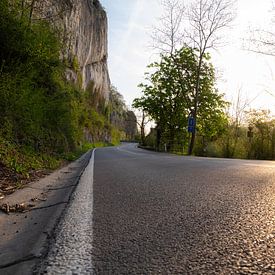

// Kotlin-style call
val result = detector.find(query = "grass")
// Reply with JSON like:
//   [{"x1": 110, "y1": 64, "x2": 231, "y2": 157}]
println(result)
[{"x1": 0, "y1": 139, "x2": 118, "y2": 180}]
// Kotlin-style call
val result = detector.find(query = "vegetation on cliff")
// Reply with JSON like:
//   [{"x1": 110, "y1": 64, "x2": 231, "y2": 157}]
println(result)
[{"x1": 0, "y1": 0, "x2": 133, "y2": 184}]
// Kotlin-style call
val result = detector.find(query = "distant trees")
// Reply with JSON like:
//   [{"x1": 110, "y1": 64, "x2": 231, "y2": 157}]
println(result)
[
  {"x1": 206, "y1": 109, "x2": 275, "y2": 160},
  {"x1": 133, "y1": 110, "x2": 151, "y2": 145},
  {"x1": 133, "y1": 47, "x2": 228, "y2": 152},
  {"x1": 245, "y1": 109, "x2": 275, "y2": 160},
  {"x1": 221, "y1": 89, "x2": 250, "y2": 158}
]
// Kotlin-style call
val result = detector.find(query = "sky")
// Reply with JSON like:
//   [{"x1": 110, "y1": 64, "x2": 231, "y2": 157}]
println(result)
[{"x1": 100, "y1": 0, "x2": 275, "y2": 114}]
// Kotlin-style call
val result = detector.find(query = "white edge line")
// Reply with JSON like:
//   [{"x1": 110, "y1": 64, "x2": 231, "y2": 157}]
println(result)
[{"x1": 91, "y1": 148, "x2": 95, "y2": 272}]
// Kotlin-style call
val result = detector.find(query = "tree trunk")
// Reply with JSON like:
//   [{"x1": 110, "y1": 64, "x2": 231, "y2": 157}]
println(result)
[
  {"x1": 140, "y1": 126, "x2": 145, "y2": 145},
  {"x1": 188, "y1": 54, "x2": 203, "y2": 155},
  {"x1": 156, "y1": 126, "x2": 161, "y2": 151},
  {"x1": 140, "y1": 111, "x2": 146, "y2": 145},
  {"x1": 188, "y1": 131, "x2": 195, "y2": 155}
]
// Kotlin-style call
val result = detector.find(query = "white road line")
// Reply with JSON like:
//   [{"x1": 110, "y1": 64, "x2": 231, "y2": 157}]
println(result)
[
  {"x1": 42, "y1": 149, "x2": 96, "y2": 274},
  {"x1": 117, "y1": 146, "x2": 155, "y2": 157},
  {"x1": 117, "y1": 147, "x2": 142, "y2": 155}
]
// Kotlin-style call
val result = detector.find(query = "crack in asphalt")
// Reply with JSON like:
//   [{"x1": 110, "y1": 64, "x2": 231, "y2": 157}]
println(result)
[
  {"x1": 48, "y1": 184, "x2": 78, "y2": 191},
  {"x1": 0, "y1": 254, "x2": 40, "y2": 269},
  {"x1": 31, "y1": 201, "x2": 69, "y2": 211}
]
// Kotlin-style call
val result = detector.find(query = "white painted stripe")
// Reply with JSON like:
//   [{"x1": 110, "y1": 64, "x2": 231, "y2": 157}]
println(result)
[
  {"x1": 43, "y1": 149, "x2": 96, "y2": 274},
  {"x1": 117, "y1": 146, "x2": 148, "y2": 156}
]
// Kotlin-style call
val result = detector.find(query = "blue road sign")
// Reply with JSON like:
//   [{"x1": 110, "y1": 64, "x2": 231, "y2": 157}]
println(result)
[
  {"x1": 188, "y1": 117, "x2": 195, "y2": 127},
  {"x1": 187, "y1": 116, "x2": 196, "y2": 133}
]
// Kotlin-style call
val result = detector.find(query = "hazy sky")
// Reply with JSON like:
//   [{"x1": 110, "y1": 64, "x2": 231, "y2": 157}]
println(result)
[{"x1": 101, "y1": 0, "x2": 275, "y2": 113}]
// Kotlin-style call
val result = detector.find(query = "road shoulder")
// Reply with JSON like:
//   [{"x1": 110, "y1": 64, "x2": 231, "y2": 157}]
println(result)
[{"x1": 0, "y1": 150, "x2": 92, "y2": 275}]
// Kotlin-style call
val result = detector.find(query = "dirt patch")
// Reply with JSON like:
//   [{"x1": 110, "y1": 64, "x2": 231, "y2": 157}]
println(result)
[{"x1": 0, "y1": 162, "x2": 52, "y2": 202}]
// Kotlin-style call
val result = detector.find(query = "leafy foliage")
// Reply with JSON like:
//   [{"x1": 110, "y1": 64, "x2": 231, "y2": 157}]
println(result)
[
  {"x1": 189, "y1": 109, "x2": 275, "y2": 160},
  {"x1": 133, "y1": 47, "x2": 228, "y2": 153}
]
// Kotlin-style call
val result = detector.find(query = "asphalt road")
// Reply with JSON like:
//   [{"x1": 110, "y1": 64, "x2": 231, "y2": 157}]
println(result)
[{"x1": 41, "y1": 143, "x2": 275, "y2": 274}]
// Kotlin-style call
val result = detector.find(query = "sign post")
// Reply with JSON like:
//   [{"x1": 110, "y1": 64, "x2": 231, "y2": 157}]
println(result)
[{"x1": 247, "y1": 125, "x2": 253, "y2": 159}]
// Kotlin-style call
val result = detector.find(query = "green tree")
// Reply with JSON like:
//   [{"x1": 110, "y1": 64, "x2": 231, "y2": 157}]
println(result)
[{"x1": 133, "y1": 47, "x2": 227, "y2": 153}]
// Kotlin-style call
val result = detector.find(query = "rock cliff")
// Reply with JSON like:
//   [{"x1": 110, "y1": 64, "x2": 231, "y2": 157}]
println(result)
[{"x1": 37, "y1": 0, "x2": 110, "y2": 99}]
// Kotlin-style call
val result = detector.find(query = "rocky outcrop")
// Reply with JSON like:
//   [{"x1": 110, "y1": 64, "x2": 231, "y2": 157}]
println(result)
[{"x1": 37, "y1": 0, "x2": 110, "y2": 99}]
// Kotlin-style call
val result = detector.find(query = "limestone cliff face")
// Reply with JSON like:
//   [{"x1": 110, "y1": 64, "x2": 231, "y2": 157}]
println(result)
[{"x1": 38, "y1": 0, "x2": 110, "y2": 99}]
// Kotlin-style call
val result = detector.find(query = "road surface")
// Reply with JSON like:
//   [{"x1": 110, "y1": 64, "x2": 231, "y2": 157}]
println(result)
[{"x1": 40, "y1": 143, "x2": 275, "y2": 274}]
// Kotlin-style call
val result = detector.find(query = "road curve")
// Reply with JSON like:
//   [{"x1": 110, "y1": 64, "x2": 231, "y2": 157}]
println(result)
[{"x1": 40, "y1": 143, "x2": 275, "y2": 274}]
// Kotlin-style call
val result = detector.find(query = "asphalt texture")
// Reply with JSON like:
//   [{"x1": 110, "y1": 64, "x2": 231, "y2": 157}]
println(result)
[{"x1": 40, "y1": 143, "x2": 274, "y2": 274}]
